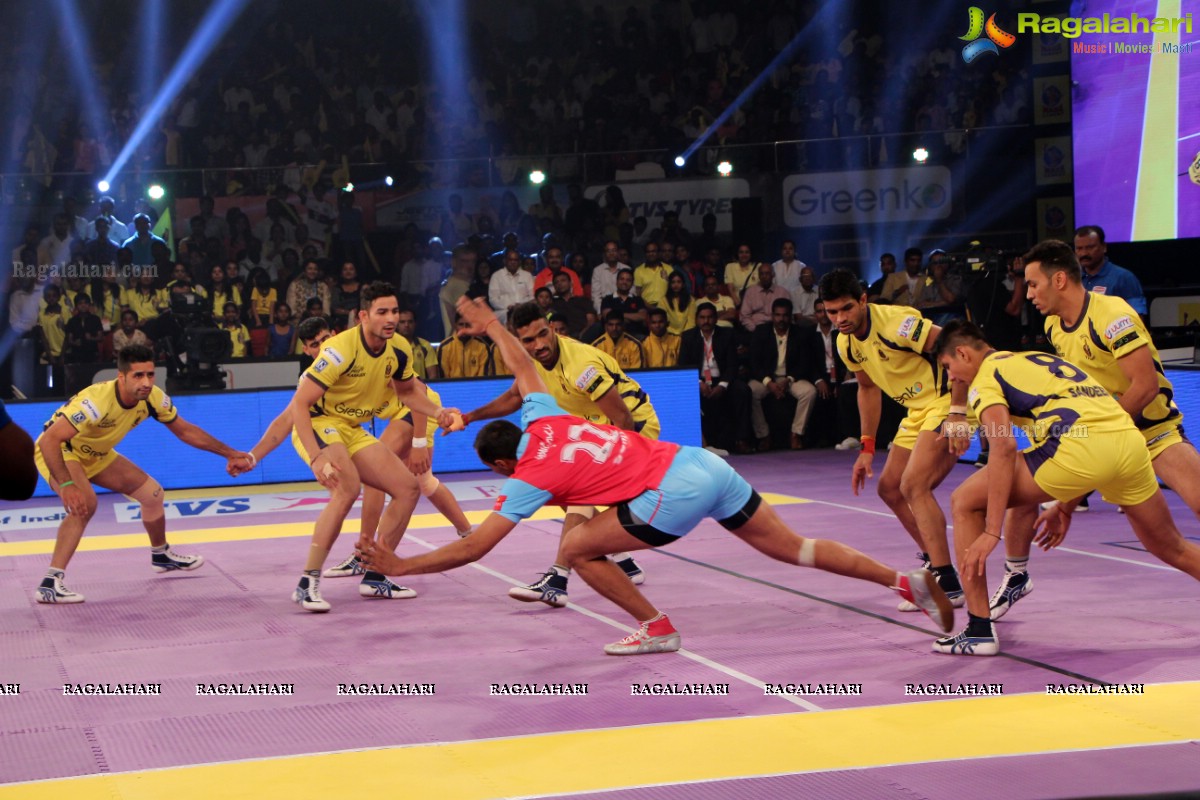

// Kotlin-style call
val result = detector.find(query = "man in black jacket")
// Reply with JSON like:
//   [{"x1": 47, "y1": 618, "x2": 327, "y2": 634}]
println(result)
[
  {"x1": 679, "y1": 302, "x2": 752, "y2": 455},
  {"x1": 748, "y1": 298, "x2": 827, "y2": 450}
]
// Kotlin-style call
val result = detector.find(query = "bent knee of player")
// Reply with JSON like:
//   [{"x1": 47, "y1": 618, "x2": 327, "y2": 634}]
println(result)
[{"x1": 130, "y1": 478, "x2": 165, "y2": 521}]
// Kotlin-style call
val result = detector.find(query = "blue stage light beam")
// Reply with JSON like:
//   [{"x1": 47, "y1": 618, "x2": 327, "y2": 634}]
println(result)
[
  {"x1": 139, "y1": 0, "x2": 165, "y2": 109},
  {"x1": 51, "y1": 0, "x2": 111, "y2": 143},
  {"x1": 103, "y1": 0, "x2": 253, "y2": 186},
  {"x1": 416, "y1": 0, "x2": 472, "y2": 151},
  {"x1": 678, "y1": 1, "x2": 843, "y2": 165}
]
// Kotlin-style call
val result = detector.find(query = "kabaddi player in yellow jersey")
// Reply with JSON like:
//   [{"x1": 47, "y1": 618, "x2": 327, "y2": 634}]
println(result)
[
  {"x1": 819, "y1": 269, "x2": 970, "y2": 612},
  {"x1": 33, "y1": 343, "x2": 252, "y2": 604},
  {"x1": 461, "y1": 300, "x2": 660, "y2": 606},
  {"x1": 932, "y1": 320, "x2": 1200, "y2": 655},
  {"x1": 284, "y1": 282, "x2": 458, "y2": 612},
  {"x1": 980, "y1": 239, "x2": 1200, "y2": 619}
]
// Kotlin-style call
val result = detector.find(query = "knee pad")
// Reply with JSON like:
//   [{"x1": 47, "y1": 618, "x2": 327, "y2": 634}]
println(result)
[
  {"x1": 128, "y1": 478, "x2": 165, "y2": 522},
  {"x1": 565, "y1": 505, "x2": 596, "y2": 519},
  {"x1": 417, "y1": 471, "x2": 440, "y2": 497}
]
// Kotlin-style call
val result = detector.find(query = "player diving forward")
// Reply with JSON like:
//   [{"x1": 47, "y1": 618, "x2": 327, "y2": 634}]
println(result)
[{"x1": 358, "y1": 296, "x2": 954, "y2": 655}]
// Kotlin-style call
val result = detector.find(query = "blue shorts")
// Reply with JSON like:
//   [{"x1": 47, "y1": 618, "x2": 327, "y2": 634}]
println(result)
[{"x1": 621, "y1": 446, "x2": 757, "y2": 545}]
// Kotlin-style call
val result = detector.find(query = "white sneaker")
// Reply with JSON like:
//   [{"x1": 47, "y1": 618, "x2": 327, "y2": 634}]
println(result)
[
  {"x1": 834, "y1": 437, "x2": 861, "y2": 450},
  {"x1": 703, "y1": 445, "x2": 730, "y2": 457},
  {"x1": 322, "y1": 553, "x2": 365, "y2": 578},
  {"x1": 293, "y1": 575, "x2": 331, "y2": 612},
  {"x1": 359, "y1": 576, "x2": 417, "y2": 599},
  {"x1": 36, "y1": 573, "x2": 85, "y2": 604}
]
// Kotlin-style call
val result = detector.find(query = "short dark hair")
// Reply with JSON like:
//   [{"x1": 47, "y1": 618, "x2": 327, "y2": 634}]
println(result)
[
  {"x1": 771, "y1": 297, "x2": 793, "y2": 315},
  {"x1": 297, "y1": 316, "x2": 330, "y2": 342},
  {"x1": 509, "y1": 301, "x2": 544, "y2": 330},
  {"x1": 880, "y1": 252, "x2": 896, "y2": 262},
  {"x1": 1023, "y1": 239, "x2": 1081, "y2": 283},
  {"x1": 647, "y1": 307, "x2": 667, "y2": 321},
  {"x1": 695, "y1": 301, "x2": 717, "y2": 318},
  {"x1": 819, "y1": 268, "x2": 867, "y2": 302},
  {"x1": 933, "y1": 319, "x2": 990, "y2": 358},
  {"x1": 223, "y1": 301, "x2": 240, "y2": 313},
  {"x1": 535, "y1": 286, "x2": 552, "y2": 298},
  {"x1": 604, "y1": 309, "x2": 624, "y2": 324},
  {"x1": 117, "y1": 344, "x2": 155, "y2": 371},
  {"x1": 1074, "y1": 225, "x2": 1105, "y2": 243},
  {"x1": 74, "y1": 292, "x2": 92, "y2": 305},
  {"x1": 904, "y1": 247, "x2": 922, "y2": 260},
  {"x1": 360, "y1": 280, "x2": 398, "y2": 310},
  {"x1": 475, "y1": 420, "x2": 522, "y2": 464}
]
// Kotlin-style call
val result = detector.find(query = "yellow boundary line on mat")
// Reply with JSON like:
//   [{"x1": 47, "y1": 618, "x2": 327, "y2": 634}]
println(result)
[
  {"x1": 2, "y1": 683, "x2": 1197, "y2": 799},
  {"x1": 0, "y1": 494, "x2": 808, "y2": 557}
]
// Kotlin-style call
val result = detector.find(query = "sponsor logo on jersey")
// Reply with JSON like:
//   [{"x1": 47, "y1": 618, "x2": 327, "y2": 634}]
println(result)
[
  {"x1": 70, "y1": 411, "x2": 86, "y2": 425},
  {"x1": 494, "y1": 495, "x2": 506, "y2": 511},
  {"x1": 898, "y1": 316, "x2": 919, "y2": 339},
  {"x1": 313, "y1": 358, "x2": 329, "y2": 373},
  {"x1": 80, "y1": 398, "x2": 101, "y2": 421},
  {"x1": 575, "y1": 366, "x2": 599, "y2": 391},
  {"x1": 1103, "y1": 316, "x2": 1135, "y2": 341},
  {"x1": 968, "y1": 387, "x2": 980, "y2": 405},
  {"x1": 159, "y1": 393, "x2": 172, "y2": 411},
  {"x1": 323, "y1": 346, "x2": 345, "y2": 365}
]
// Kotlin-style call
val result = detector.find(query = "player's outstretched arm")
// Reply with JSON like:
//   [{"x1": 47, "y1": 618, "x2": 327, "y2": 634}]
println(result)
[
  {"x1": 231, "y1": 408, "x2": 293, "y2": 476},
  {"x1": 462, "y1": 381, "x2": 522, "y2": 427},
  {"x1": 359, "y1": 513, "x2": 516, "y2": 575},
  {"x1": 165, "y1": 416, "x2": 246, "y2": 461},
  {"x1": 455, "y1": 296, "x2": 549, "y2": 398}
]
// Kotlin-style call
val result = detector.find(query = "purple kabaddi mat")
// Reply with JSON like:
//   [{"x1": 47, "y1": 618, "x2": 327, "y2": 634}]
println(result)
[{"x1": 1, "y1": 451, "x2": 1198, "y2": 795}]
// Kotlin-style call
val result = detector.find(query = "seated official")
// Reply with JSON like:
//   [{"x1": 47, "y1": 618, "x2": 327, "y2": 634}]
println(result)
[{"x1": 748, "y1": 298, "x2": 826, "y2": 451}]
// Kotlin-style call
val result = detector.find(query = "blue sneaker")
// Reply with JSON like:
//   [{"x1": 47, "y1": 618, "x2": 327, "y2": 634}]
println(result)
[
  {"x1": 989, "y1": 570, "x2": 1033, "y2": 621},
  {"x1": 359, "y1": 576, "x2": 417, "y2": 599},
  {"x1": 323, "y1": 553, "x2": 365, "y2": 578},
  {"x1": 932, "y1": 625, "x2": 999, "y2": 656},
  {"x1": 508, "y1": 570, "x2": 568, "y2": 607},
  {"x1": 152, "y1": 549, "x2": 205, "y2": 573}
]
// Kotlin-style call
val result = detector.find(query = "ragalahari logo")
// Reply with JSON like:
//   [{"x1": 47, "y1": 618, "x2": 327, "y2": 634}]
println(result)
[{"x1": 960, "y1": 7, "x2": 1016, "y2": 62}]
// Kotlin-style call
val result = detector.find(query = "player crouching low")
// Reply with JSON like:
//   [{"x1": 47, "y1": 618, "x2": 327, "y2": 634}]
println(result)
[{"x1": 357, "y1": 296, "x2": 954, "y2": 655}]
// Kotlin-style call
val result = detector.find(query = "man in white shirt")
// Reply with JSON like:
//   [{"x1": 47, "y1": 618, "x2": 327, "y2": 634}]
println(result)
[
  {"x1": 790, "y1": 266, "x2": 820, "y2": 322},
  {"x1": 590, "y1": 240, "x2": 630, "y2": 312},
  {"x1": 88, "y1": 197, "x2": 129, "y2": 245},
  {"x1": 488, "y1": 249, "x2": 534, "y2": 324},
  {"x1": 772, "y1": 239, "x2": 806, "y2": 294},
  {"x1": 38, "y1": 215, "x2": 76, "y2": 268}
]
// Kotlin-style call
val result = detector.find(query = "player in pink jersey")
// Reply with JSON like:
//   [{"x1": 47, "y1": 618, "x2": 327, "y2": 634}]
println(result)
[{"x1": 359, "y1": 297, "x2": 954, "y2": 655}]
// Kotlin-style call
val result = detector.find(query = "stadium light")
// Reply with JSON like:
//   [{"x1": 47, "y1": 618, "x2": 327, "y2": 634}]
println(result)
[
  {"x1": 913, "y1": 147, "x2": 930, "y2": 163},
  {"x1": 384, "y1": 175, "x2": 394, "y2": 187},
  {"x1": 97, "y1": 180, "x2": 110, "y2": 193},
  {"x1": 342, "y1": 182, "x2": 354, "y2": 193},
  {"x1": 674, "y1": 155, "x2": 686, "y2": 167},
  {"x1": 717, "y1": 161, "x2": 733, "y2": 177},
  {"x1": 147, "y1": 184, "x2": 165, "y2": 200},
  {"x1": 529, "y1": 170, "x2": 546, "y2": 185}
]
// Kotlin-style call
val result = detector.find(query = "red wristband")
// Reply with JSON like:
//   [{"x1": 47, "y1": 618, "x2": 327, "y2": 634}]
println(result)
[{"x1": 860, "y1": 436, "x2": 876, "y2": 455}]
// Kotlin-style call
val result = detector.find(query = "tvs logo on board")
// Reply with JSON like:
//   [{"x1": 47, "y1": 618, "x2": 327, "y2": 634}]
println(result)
[{"x1": 960, "y1": 7, "x2": 1016, "y2": 62}]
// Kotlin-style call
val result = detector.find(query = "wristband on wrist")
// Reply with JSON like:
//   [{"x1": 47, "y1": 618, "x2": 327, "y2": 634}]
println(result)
[
  {"x1": 59, "y1": 480, "x2": 75, "y2": 488},
  {"x1": 949, "y1": 405, "x2": 968, "y2": 416},
  {"x1": 983, "y1": 530, "x2": 1002, "y2": 540},
  {"x1": 246, "y1": 452, "x2": 257, "y2": 468},
  {"x1": 860, "y1": 435, "x2": 876, "y2": 455},
  {"x1": 412, "y1": 437, "x2": 429, "y2": 449}
]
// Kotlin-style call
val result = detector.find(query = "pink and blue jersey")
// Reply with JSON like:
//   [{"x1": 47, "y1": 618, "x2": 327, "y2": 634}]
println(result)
[{"x1": 493, "y1": 394, "x2": 680, "y2": 523}]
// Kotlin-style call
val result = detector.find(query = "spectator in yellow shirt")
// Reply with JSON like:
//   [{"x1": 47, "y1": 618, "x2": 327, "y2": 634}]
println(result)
[
  {"x1": 591, "y1": 309, "x2": 644, "y2": 371},
  {"x1": 220, "y1": 302, "x2": 251, "y2": 358},
  {"x1": 643, "y1": 308, "x2": 681, "y2": 367}
]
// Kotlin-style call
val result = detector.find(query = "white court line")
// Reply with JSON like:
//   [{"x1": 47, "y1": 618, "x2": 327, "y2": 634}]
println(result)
[
  {"x1": 405, "y1": 533, "x2": 823, "y2": 712},
  {"x1": 801, "y1": 499, "x2": 1177, "y2": 572},
  {"x1": 1180, "y1": 131, "x2": 1200, "y2": 142}
]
